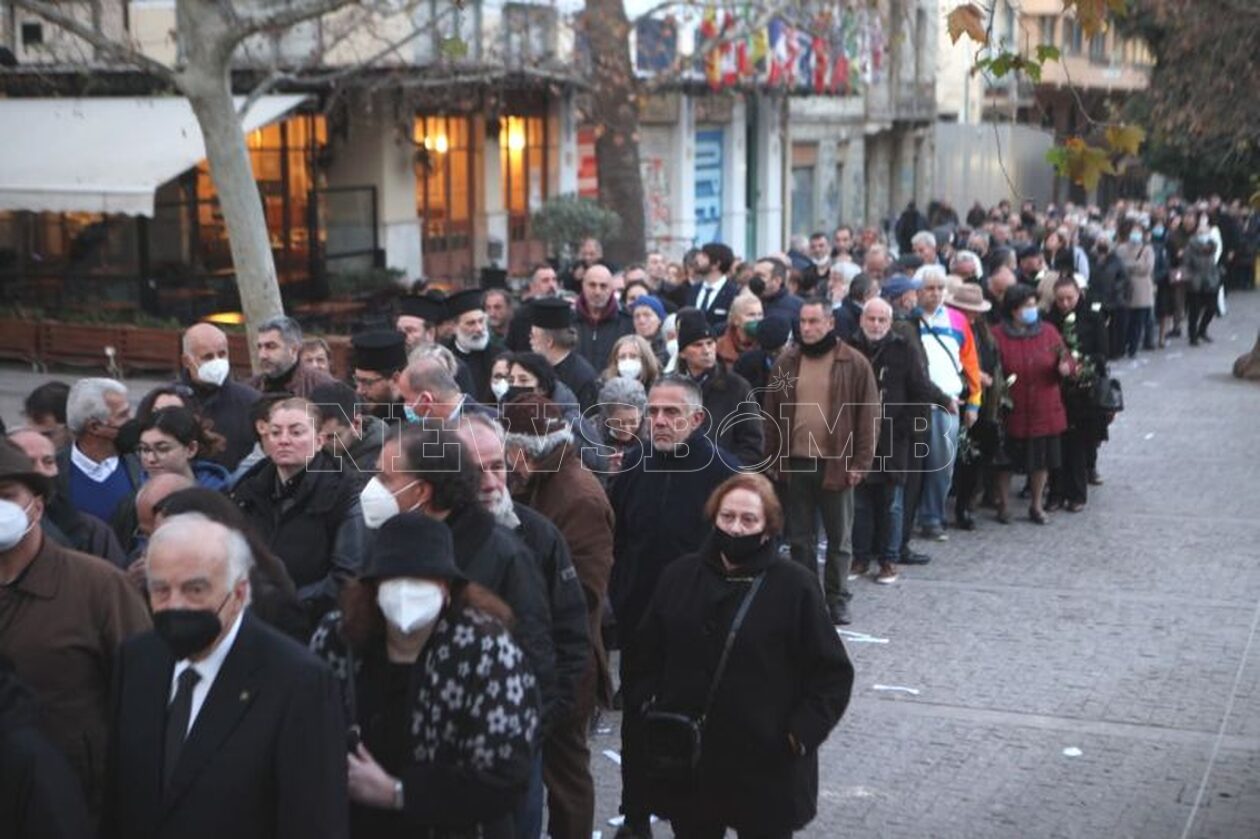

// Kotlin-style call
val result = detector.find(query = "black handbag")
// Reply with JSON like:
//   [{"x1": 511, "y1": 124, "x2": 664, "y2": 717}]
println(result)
[
  {"x1": 641, "y1": 574, "x2": 765, "y2": 785},
  {"x1": 1092, "y1": 375, "x2": 1124, "y2": 413}
]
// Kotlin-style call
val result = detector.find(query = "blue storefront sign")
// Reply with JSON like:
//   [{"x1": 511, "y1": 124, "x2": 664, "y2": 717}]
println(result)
[{"x1": 695, "y1": 129, "x2": 724, "y2": 244}]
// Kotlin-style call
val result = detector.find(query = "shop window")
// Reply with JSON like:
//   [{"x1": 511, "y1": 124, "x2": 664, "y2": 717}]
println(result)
[
  {"x1": 194, "y1": 113, "x2": 326, "y2": 283},
  {"x1": 501, "y1": 116, "x2": 547, "y2": 242},
  {"x1": 790, "y1": 143, "x2": 817, "y2": 237},
  {"x1": 415, "y1": 115, "x2": 474, "y2": 281}
]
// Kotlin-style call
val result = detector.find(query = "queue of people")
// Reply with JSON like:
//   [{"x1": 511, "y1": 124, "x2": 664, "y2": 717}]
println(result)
[{"x1": 0, "y1": 190, "x2": 1252, "y2": 839}]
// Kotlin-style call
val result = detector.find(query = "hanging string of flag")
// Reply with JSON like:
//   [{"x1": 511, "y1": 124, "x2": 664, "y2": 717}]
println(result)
[{"x1": 637, "y1": 5, "x2": 886, "y2": 95}]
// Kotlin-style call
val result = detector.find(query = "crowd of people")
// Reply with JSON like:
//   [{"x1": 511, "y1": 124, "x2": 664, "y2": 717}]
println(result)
[{"x1": 0, "y1": 191, "x2": 1254, "y2": 839}]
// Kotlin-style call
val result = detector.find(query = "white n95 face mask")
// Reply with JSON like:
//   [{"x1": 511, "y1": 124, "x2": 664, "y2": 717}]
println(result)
[
  {"x1": 617, "y1": 358, "x2": 643, "y2": 380},
  {"x1": 490, "y1": 378, "x2": 511, "y2": 401},
  {"x1": 377, "y1": 579, "x2": 445, "y2": 634},
  {"x1": 0, "y1": 499, "x2": 35, "y2": 552},
  {"x1": 196, "y1": 357, "x2": 231, "y2": 387},
  {"x1": 359, "y1": 476, "x2": 418, "y2": 530}
]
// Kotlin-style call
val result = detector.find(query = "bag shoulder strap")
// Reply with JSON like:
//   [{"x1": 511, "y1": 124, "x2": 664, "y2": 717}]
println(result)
[
  {"x1": 920, "y1": 317, "x2": 964, "y2": 379},
  {"x1": 700, "y1": 574, "x2": 765, "y2": 724}
]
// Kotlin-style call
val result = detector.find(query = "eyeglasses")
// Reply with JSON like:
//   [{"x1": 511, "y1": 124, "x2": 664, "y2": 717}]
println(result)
[{"x1": 353, "y1": 374, "x2": 385, "y2": 388}]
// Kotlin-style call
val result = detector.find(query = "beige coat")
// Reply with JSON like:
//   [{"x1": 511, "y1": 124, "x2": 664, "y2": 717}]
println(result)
[{"x1": 1117, "y1": 240, "x2": 1156, "y2": 309}]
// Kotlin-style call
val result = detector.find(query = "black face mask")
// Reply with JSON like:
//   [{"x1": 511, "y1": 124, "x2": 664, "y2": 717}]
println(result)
[
  {"x1": 153, "y1": 594, "x2": 229, "y2": 661},
  {"x1": 799, "y1": 330, "x2": 837, "y2": 358},
  {"x1": 713, "y1": 528, "x2": 767, "y2": 564},
  {"x1": 500, "y1": 385, "x2": 536, "y2": 405}
]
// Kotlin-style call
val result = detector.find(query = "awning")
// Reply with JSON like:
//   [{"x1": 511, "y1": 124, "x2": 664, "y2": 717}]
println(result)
[{"x1": 0, "y1": 95, "x2": 307, "y2": 217}]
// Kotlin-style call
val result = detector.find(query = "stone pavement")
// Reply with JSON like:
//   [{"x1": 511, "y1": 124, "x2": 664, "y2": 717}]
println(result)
[
  {"x1": 587, "y1": 294, "x2": 1260, "y2": 838},
  {"x1": 1, "y1": 296, "x2": 1257, "y2": 839}
]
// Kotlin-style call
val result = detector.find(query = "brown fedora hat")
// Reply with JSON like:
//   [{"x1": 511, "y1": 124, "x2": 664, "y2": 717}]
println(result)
[{"x1": 946, "y1": 283, "x2": 992, "y2": 313}]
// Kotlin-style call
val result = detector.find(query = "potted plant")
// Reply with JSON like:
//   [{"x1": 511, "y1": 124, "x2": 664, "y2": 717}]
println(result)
[{"x1": 530, "y1": 194, "x2": 622, "y2": 262}]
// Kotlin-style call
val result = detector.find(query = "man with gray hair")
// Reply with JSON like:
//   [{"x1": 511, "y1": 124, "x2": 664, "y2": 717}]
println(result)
[
  {"x1": 608, "y1": 375, "x2": 736, "y2": 838},
  {"x1": 248, "y1": 315, "x2": 336, "y2": 397},
  {"x1": 58, "y1": 377, "x2": 140, "y2": 525},
  {"x1": 103, "y1": 513, "x2": 348, "y2": 839}
]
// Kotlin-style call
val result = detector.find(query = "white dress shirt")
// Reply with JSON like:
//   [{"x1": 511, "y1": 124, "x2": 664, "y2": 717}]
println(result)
[
  {"x1": 168, "y1": 610, "x2": 245, "y2": 736},
  {"x1": 70, "y1": 444, "x2": 119, "y2": 483},
  {"x1": 697, "y1": 275, "x2": 727, "y2": 313}
]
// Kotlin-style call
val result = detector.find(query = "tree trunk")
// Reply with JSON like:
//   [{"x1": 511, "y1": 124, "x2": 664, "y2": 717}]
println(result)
[
  {"x1": 584, "y1": 0, "x2": 646, "y2": 266},
  {"x1": 177, "y1": 0, "x2": 284, "y2": 372}
]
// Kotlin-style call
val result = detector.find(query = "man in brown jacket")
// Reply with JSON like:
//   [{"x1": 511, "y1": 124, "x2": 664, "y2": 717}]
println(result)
[
  {"x1": 499, "y1": 394, "x2": 615, "y2": 839},
  {"x1": 0, "y1": 440, "x2": 151, "y2": 818},
  {"x1": 762, "y1": 296, "x2": 879, "y2": 625}
]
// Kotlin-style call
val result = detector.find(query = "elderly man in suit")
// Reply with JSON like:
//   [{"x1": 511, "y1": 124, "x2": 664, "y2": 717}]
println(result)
[{"x1": 102, "y1": 513, "x2": 348, "y2": 839}]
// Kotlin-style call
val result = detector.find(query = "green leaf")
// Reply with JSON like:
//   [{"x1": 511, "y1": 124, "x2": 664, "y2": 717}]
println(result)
[
  {"x1": 1023, "y1": 59, "x2": 1042, "y2": 83},
  {"x1": 440, "y1": 36, "x2": 468, "y2": 59},
  {"x1": 1045, "y1": 146, "x2": 1069, "y2": 173},
  {"x1": 988, "y1": 51, "x2": 1015, "y2": 78},
  {"x1": 1036, "y1": 44, "x2": 1061, "y2": 63}
]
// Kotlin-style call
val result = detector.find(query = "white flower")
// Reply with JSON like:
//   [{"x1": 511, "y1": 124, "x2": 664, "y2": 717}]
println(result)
[{"x1": 1065, "y1": 312, "x2": 1077, "y2": 324}]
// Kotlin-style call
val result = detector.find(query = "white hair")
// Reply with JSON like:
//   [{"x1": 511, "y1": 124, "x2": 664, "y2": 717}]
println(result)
[
  {"x1": 66, "y1": 378, "x2": 128, "y2": 436},
  {"x1": 911, "y1": 230, "x2": 938, "y2": 250},
  {"x1": 951, "y1": 250, "x2": 984, "y2": 278},
  {"x1": 149, "y1": 512, "x2": 254, "y2": 591},
  {"x1": 913, "y1": 264, "x2": 948, "y2": 286}
]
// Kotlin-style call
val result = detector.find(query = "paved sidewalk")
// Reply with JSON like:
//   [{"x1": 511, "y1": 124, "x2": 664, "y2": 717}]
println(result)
[{"x1": 588, "y1": 293, "x2": 1260, "y2": 838}]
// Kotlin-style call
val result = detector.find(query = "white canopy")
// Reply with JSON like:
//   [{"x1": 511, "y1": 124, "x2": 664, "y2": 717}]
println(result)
[{"x1": 0, "y1": 95, "x2": 307, "y2": 217}]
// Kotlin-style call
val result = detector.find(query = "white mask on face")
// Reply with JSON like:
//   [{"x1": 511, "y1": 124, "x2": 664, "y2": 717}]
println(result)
[
  {"x1": 617, "y1": 357, "x2": 643, "y2": 380},
  {"x1": 196, "y1": 357, "x2": 231, "y2": 387},
  {"x1": 377, "y1": 579, "x2": 445, "y2": 634},
  {"x1": 360, "y1": 476, "x2": 420, "y2": 530},
  {"x1": 667, "y1": 338, "x2": 679, "y2": 358},
  {"x1": 490, "y1": 378, "x2": 511, "y2": 401},
  {"x1": 0, "y1": 499, "x2": 35, "y2": 552}
]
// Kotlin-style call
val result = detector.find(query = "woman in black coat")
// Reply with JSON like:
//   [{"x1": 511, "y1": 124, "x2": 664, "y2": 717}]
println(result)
[
  {"x1": 1046, "y1": 275, "x2": 1109, "y2": 510},
  {"x1": 625, "y1": 473, "x2": 854, "y2": 838}
]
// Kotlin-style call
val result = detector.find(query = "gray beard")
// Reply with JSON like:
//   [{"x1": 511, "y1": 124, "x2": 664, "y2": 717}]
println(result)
[
  {"x1": 457, "y1": 332, "x2": 491, "y2": 353},
  {"x1": 486, "y1": 489, "x2": 520, "y2": 529}
]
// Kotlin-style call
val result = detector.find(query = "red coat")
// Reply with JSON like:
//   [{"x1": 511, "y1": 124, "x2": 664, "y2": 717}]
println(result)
[{"x1": 993, "y1": 321, "x2": 1069, "y2": 439}]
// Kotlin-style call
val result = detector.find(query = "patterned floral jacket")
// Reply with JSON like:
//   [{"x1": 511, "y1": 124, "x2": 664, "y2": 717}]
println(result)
[{"x1": 311, "y1": 606, "x2": 541, "y2": 836}]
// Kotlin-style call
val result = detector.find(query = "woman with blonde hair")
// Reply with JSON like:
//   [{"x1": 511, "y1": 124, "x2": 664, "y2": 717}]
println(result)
[
  {"x1": 714, "y1": 292, "x2": 764, "y2": 366},
  {"x1": 601, "y1": 334, "x2": 661, "y2": 390}
]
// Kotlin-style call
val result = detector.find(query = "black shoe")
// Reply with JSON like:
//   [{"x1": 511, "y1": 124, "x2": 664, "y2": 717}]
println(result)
[
  {"x1": 899, "y1": 550, "x2": 932, "y2": 565},
  {"x1": 1190, "y1": 338, "x2": 1200, "y2": 347},
  {"x1": 1028, "y1": 507, "x2": 1049, "y2": 525},
  {"x1": 1169, "y1": 327, "x2": 1183, "y2": 338},
  {"x1": 954, "y1": 510, "x2": 976, "y2": 531},
  {"x1": 1200, "y1": 334, "x2": 1213, "y2": 344},
  {"x1": 829, "y1": 600, "x2": 852, "y2": 626},
  {"x1": 1088, "y1": 469, "x2": 1104, "y2": 486}
]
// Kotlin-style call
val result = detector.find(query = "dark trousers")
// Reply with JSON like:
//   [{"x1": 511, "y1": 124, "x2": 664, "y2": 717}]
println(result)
[
  {"x1": 853, "y1": 482, "x2": 904, "y2": 563},
  {"x1": 954, "y1": 459, "x2": 982, "y2": 519},
  {"x1": 1051, "y1": 427, "x2": 1091, "y2": 505},
  {"x1": 670, "y1": 816, "x2": 791, "y2": 839},
  {"x1": 781, "y1": 459, "x2": 854, "y2": 605},
  {"x1": 1125, "y1": 306, "x2": 1155, "y2": 355},
  {"x1": 1186, "y1": 290, "x2": 1217, "y2": 340},
  {"x1": 899, "y1": 447, "x2": 926, "y2": 558},
  {"x1": 542, "y1": 703, "x2": 596, "y2": 839},
  {"x1": 618, "y1": 655, "x2": 651, "y2": 826},
  {"x1": 1108, "y1": 307, "x2": 1130, "y2": 359}
]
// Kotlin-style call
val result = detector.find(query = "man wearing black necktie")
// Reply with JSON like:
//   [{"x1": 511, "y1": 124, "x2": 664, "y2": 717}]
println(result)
[
  {"x1": 688, "y1": 242, "x2": 739, "y2": 328},
  {"x1": 102, "y1": 513, "x2": 348, "y2": 839}
]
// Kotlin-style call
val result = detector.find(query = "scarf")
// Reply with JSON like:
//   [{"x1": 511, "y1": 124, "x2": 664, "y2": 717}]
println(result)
[
  {"x1": 799, "y1": 330, "x2": 837, "y2": 358},
  {"x1": 574, "y1": 294, "x2": 619, "y2": 327}
]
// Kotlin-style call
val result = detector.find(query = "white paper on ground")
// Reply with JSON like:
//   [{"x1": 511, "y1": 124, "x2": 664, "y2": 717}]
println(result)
[
  {"x1": 1063, "y1": 746, "x2": 1083, "y2": 757},
  {"x1": 837, "y1": 629, "x2": 890, "y2": 644},
  {"x1": 602, "y1": 749, "x2": 621, "y2": 765},
  {"x1": 872, "y1": 684, "x2": 921, "y2": 695}
]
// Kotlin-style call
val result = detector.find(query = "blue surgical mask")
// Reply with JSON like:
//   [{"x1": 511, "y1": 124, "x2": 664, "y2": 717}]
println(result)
[
  {"x1": 403, "y1": 404, "x2": 421, "y2": 424},
  {"x1": 1019, "y1": 307, "x2": 1039, "y2": 325},
  {"x1": 1152, "y1": 224, "x2": 1165, "y2": 237}
]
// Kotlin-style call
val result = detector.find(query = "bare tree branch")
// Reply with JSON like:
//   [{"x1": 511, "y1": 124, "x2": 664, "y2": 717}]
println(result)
[
  {"x1": 10, "y1": 0, "x2": 176, "y2": 81},
  {"x1": 232, "y1": 0, "x2": 368, "y2": 42}
]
